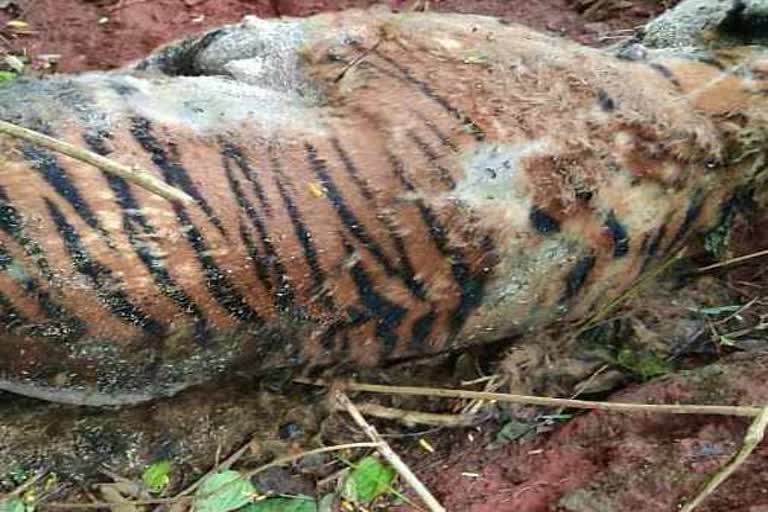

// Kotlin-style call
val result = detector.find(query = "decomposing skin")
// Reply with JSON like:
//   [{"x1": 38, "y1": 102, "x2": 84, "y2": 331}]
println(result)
[{"x1": 0, "y1": 6, "x2": 767, "y2": 407}]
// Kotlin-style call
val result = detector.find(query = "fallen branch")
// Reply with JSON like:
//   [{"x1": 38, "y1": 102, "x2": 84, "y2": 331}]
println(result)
[
  {"x1": 294, "y1": 379, "x2": 764, "y2": 418},
  {"x1": 681, "y1": 404, "x2": 768, "y2": 512},
  {"x1": 0, "y1": 120, "x2": 194, "y2": 205},
  {"x1": 697, "y1": 248, "x2": 768, "y2": 273},
  {"x1": 336, "y1": 392, "x2": 446, "y2": 512},
  {"x1": 334, "y1": 401, "x2": 478, "y2": 427}
]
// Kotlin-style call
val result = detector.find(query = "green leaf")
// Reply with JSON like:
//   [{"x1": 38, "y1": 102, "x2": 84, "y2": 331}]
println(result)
[
  {"x1": 616, "y1": 348, "x2": 672, "y2": 379},
  {"x1": 0, "y1": 71, "x2": 16, "y2": 82},
  {"x1": 142, "y1": 460, "x2": 171, "y2": 493},
  {"x1": 341, "y1": 456, "x2": 395, "y2": 504},
  {"x1": 0, "y1": 497, "x2": 25, "y2": 512},
  {"x1": 194, "y1": 470, "x2": 255, "y2": 512},
  {"x1": 242, "y1": 496, "x2": 317, "y2": 512}
]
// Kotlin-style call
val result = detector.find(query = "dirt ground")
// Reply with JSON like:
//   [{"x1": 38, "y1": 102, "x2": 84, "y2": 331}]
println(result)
[{"x1": 5, "y1": 0, "x2": 768, "y2": 511}]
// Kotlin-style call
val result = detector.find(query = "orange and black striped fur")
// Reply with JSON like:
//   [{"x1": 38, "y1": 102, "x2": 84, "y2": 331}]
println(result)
[{"x1": 0, "y1": 8, "x2": 765, "y2": 405}]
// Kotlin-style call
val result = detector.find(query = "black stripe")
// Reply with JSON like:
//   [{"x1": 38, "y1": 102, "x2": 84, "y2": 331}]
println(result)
[
  {"x1": 638, "y1": 223, "x2": 668, "y2": 274},
  {"x1": 219, "y1": 146, "x2": 295, "y2": 312},
  {"x1": 418, "y1": 115, "x2": 460, "y2": 153},
  {"x1": 269, "y1": 150, "x2": 334, "y2": 309},
  {"x1": 649, "y1": 62, "x2": 682, "y2": 88},
  {"x1": 530, "y1": 206, "x2": 560, "y2": 234},
  {"x1": 562, "y1": 254, "x2": 596, "y2": 302},
  {"x1": 604, "y1": 210, "x2": 629, "y2": 258},
  {"x1": 130, "y1": 123, "x2": 265, "y2": 323},
  {"x1": 130, "y1": 117, "x2": 228, "y2": 238},
  {"x1": 388, "y1": 153, "x2": 487, "y2": 337},
  {"x1": 19, "y1": 144, "x2": 114, "y2": 247},
  {"x1": 370, "y1": 52, "x2": 486, "y2": 141},
  {"x1": 84, "y1": 131, "x2": 210, "y2": 343},
  {"x1": 330, "y1": 138, "x2": 375, "y2": 201},
  {"x1": 408, "y1": 130, "x2": 457, "y2": 189},
  {"x1": 132, "y1": 130, "x2": 264, "y2": 325},
  {"x1": 646, "y1": 224, "x2": 667, "y2": 257},
  {"x1": 667, "y1": 191, "x2": 705, "y2": 252},
  {"x1": 318, "y1": 306, "x2": 372, "y2": 353},
  {"x1": 410, "y1": 309, "x2": 437, "y2": 351},
  {"x1": 0, "y1": 184, "x2": 55, "y2": 282},
  {"x1": 305, "y1": 143, "x2": 427, "y2": 300},
  {"x1": 220, "y1": 142, "x2": 273, "y2": 217},
  {"x1": 597, "y1": 89, "x2": 616, "y2": 112},
  {"x1": 45, "y1": 198, "x2": 166, "y2": 335},
  {"x1": 175, "y1": 204, "x2": 263, "y2": 324},
  {"x1": 343, "y1": 237, "x2": 407, "y2": 357},
  {"x1": 0, "y1": 241, "x2": 85, "y2": 341},
  {"x1": 0, "y1": 290, "x2": 27, "y2": 333},
  {"x1": 238, "y1": 219, "x2": 273, "y2": 295},
  {"x1": 330, "y1": 138, "x2": 426, "y2": 300}
]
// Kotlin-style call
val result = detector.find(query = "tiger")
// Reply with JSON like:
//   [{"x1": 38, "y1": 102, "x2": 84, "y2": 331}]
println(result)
[{"x1": 0, "y1": 5, "x2": 765, "y2": 406}]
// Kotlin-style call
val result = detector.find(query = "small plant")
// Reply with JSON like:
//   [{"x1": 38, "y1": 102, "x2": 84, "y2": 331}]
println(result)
[
  {"x1": 141, "y1": 460, "x2": 172, "y2": 494},
  {"x1": 194, "y1": 470, "x2": 256, "y2": 512},
  {"x1": 341, "y1": 456, "x2": 396, "y2": 505}
]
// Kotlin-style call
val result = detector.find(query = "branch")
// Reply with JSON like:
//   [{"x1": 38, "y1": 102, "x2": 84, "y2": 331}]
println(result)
[
  {"x1": 336, "y1": 391, "x2": 446, "y2": 512},
  {"x1": 0, "y1": 120, "x2": 194, "y2": 205}
]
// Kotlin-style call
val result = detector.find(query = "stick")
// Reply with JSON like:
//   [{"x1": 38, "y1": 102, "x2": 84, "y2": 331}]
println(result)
[
  {"x1": 680, "y1": 404, "x2": 768, "y2": 512},
  {"x1": 697, "y1": 249, "x2": 768, "y2": 273},
  {"x1": 335, "y1": 392, "x2": 446, "y2": 512},
  {"x1": 294, "y1": 379, "x2": 764, "y2": 418},
  {"x1": 333, "y1": 401, "x2": 478, "y2": 427},
  {"x1": 0, "y1": 120, "x2": 194, "y2": 205}
]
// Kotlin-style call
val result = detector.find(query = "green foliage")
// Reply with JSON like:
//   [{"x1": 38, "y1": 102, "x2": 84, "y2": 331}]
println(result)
[
  {"x1": 142, "y1": 460, "x2": 171, "y2": 493},
  {"x1": 616, "y1": 347, "x2": 672, "y2": 379},
  {"x1": 0, "y1": 71, "x2": 15, "y2": 82},
  {"x1": 341, "y1": 456, "x2": 395, "y2": 504},
  {"x1": 0, "y1": 497, "x2": 25, "y2": 512},
  {"x1": 242, "y1": 496, "x2": 317, "y2": 512},
  {"x1": 704, "y1": 219, "x2": 730, "y2": 257},
  {"x1": 194, "y1": 470, "x2": 255, "y2": 512},
  {"x1": 692, "y1": 304, "x2": 741, "y2": 316}
]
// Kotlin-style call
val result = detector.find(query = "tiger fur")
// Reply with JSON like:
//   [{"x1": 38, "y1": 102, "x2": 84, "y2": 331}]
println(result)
[{"x1": 0, "y1": 6, "x2": 766, "y2": 406}]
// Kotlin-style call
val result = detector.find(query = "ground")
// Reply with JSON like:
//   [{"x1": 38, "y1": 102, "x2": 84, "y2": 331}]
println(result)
[{"x1": 3, "y1": 1, "x2": 768, "y2": 511}]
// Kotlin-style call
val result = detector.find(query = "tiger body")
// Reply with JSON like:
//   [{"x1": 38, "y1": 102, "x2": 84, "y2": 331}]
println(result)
[{"x1": 0, "y1": 8, "x2": 764, "y2": 405}]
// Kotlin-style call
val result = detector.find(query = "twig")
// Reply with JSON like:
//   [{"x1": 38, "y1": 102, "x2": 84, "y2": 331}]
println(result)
[
  {"x1": 238, "y1": 442, "x2": 380, "y2": 481},
  {"x1": 45, "y1": 442, "x2": 380, "y2": 509},
  {"x1": 680, "y1": 404, "x2": 768, "y2": 512},
  {"x1": 334, "y1": 39, "x2": 381, "y2": 83},
  {"x1": 295, "y1": 380, "x2": 765, "y2": 418},
  {"x1": 334, "y1": 401, "x2": 478, "y2": 427},
  {"x1": 0, "y1": 120, "x2": 194, "y2": 205},
  {"x1": 697, "y1": 249, "x2": 768, "y2": 273},
  {"x1": 335, "y1": 392, "x2": 446, "y2": 512}
]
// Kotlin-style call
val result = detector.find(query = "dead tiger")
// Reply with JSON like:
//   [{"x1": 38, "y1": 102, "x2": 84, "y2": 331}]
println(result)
[{"x1": 0, "y1": 5, "x2": 765, "y2": 406}]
